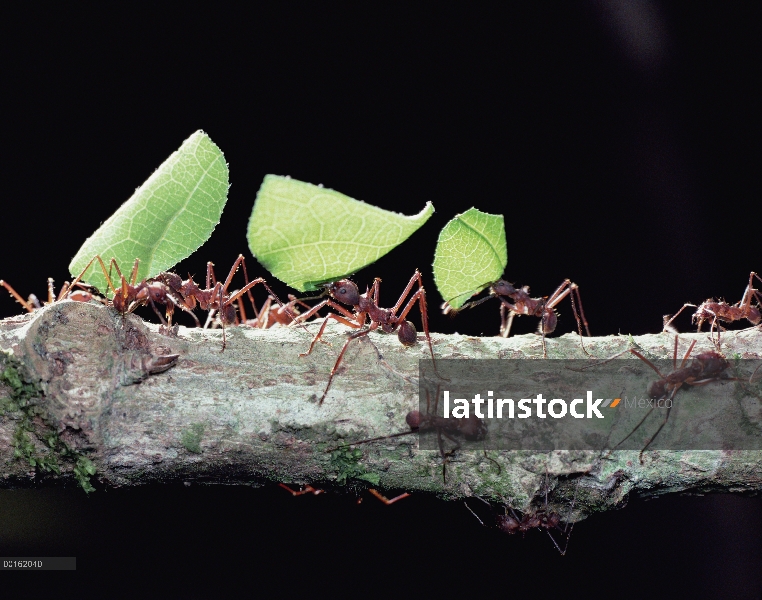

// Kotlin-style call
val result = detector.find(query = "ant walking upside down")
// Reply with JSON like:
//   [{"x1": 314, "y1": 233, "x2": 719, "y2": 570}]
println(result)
[
  {"x1": 464, "y1": 468, "x2": 578, "y2": 555},
  {"x1": 443, "y1": 278, "x2": 591, "y2": 357}
]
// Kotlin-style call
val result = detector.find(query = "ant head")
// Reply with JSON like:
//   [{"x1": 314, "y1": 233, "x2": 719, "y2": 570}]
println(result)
[
  {"x1": 327, "y1": 280, "x2": 360, "y2": 306},
  {"x1": 397, "y1": 320, "x2": 417, "y2": 346},
  {"x1": 492, "y1": 280, "x2": 517, "y2": 296}
]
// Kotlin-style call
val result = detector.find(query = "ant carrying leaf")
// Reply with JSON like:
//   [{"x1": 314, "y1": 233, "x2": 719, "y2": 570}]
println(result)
[
  {"x1": 69, "y1": 131, "x2": 229, "y2": 295},
  {"x1": 433, "y1": 208, "x2": 590, "y2": 357},
  {"x1": 247, "y1": 175, "x2": 434, "y2": 292}
]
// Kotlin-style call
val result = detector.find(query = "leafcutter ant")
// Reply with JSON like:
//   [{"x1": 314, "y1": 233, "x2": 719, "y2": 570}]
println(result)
[
  {"x1": 1, "y1": 264, "x2": 106, "y2": 314},
  {"x1": 236, "y1": 294, "x2": 313, "y2": 329},
  {"x1": 332, "y1": 385, "x2": 489, "y2": 483},
  {"x1": 663, "y1": 271, "x2": 762, "y2": 349},
  {"x1": 443, "y1": 279, "x2": 591, "y2": 358},
  {"x1": 278, "y1": 483, "x2": 324, "y2": 496},
  {"x1": 149, "y1": 254, "x2": 293, "y2": 350},
  {"x1": 72, "y1": 255, "x2": 202, "y2": 331},
  {"x1": 614, "y1": 336, "x2": 732, "y2": 463},
  {"x1": 576, "y1": 335, "x2": 734, "y2": 463},
  {"x1": 464, "y1": 468, "x2": 577, "y2": 555},
  {"x1": 291, "y1": 270, "x2": 440, "y2": 404},
  {"x1": 277, "y1": 483, "x2": 410, "y2": 505}
]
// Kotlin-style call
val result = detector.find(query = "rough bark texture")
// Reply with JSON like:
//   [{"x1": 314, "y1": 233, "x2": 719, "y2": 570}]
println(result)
[{"x1": 1, "y1": 300, "x2": 761, "y2": 521}]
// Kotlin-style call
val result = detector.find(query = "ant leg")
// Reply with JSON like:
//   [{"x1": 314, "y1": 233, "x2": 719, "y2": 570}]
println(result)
[
  {"x1": 396, "y1": 286, "x2": 447, "y2": 380},
  {"x1": 146, "y1": 297, "x2": 168, "y2": 326},
  {"x1": 238, "y1": 254, "x2": 261, "y2": 320},
  {"x1": 299, "y1": 302, "x2": 362, "y2": 356},
  {"x1": 498, "y1": 298, "x2": 520, "y2": 336},
  {"x1": 553, "y1": 478, "x2": 580, "y2": 556},
  {"x1": 612, "y1": 405, "x2": 656, "y2": 452},
  {"x1": 568, "y1": 283, "x2": 591, "y2": 355},
  {"x1": 630, "y1": 349, "x2": 669, "y2": 380},
  {"x1": 0, "y1": 280, "x2": 36, "y2": 313},
  {"x1": 278, "y1": 483, "x2": 324, "y2": 496},
  {"x1": 438, "y1": 429, "x2": 462, "y2": 484},
  {"x1": 206, "y1": 261, "x2": 218, "y2": 289},
  {"x1": 235, "y1": 295, "x2": 249, "y2": 324},
  {"x1": 539, "y1": 308, "x2": 548, "y2": 358},
  {"x1": 736, "y1": 271, "x2": 761, "y2": 314},
  {"x1": 70, "y1": 255, "x2": 117, "y2": 297},
  {"x1": 290, "y1": 298, "x2": 332, "y2": 325},
  {"x1": 463, "y1": 500, "x2": 486, "y2": 526},
  {"x1": 220, "y1": 254, "x2": 246, "y2": 294},
  {"x1": 128, "y1": 258, "x2": 140, "y2": 286},
  {"x1": 258, "y1": 297, "x2": 274, "y2": 327},
  {"x1": 677, "y1": 337, "x2": 697, "y2": 369},
  {"x1": 638, "y1": 403, "x2": 674, "y2": 464},
  {"x1": 499, "y1": 304, "x2": 516, "y2": 338},
  {"x1": 318, "y1": 326, "x2": 376, "y2": 404},
  {"x1": 369, "y1": 277, "x2": 381, "y2": 306},
  {"x1": 541, "y1": 280, "x2": 591, "y2": 356},
  {"x1": 227, "y1": 277, "x2": 300, "y2": 325},
  {"x1": 367, "y1": 489, "x2": 411, "y2": 505},
  {"x1": 390, "y1": 270, "x2": 422, "y2": 314},
  {"x1": 663, "y1": 303, "x2": 696, "y2": 333}
]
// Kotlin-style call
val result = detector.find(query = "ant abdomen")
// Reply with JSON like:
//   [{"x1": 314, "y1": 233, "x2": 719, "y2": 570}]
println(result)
[
  {"x1": 405, "y1": 410, "x2": 421, "y2": 429},
  {"x1": 693, "y1": 352, "x2": 728, "y2": 377},
  {"x1": 397, "y1": 320, "x2": 417, "y2": 346},
  {"x1": 538, "y1": 310, "x2": 558, "y2": 334}
]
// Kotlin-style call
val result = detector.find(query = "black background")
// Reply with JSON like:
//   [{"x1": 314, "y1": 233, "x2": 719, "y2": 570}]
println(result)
[{"x1": 1, "y1": 3, "x2": 761, "y2": 598}]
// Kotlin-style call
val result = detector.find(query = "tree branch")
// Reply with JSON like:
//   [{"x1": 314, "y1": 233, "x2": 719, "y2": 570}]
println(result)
[{"x1": 1, "y1": 301, "x2": 761, "y2": 519}]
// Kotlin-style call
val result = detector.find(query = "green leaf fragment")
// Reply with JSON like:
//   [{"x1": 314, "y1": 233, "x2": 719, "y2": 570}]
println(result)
[
  {"x1": 432, "y1": 208, "x2": 507, "y2": 310},
  {"x1": 69, "y1": 130, "x2": 229, "y2": 293},
  {"x1": 247, "y1": 175, "x2": 434, "y2": 292}
]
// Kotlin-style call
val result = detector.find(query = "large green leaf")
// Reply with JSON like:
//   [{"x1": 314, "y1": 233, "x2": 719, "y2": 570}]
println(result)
[
  {"x1": 247, "y1": 175, "x2": 434, "y2": 291},
  {"x1": 432, "y1": 208, "x2": 506, "y2": 310},
  {"x1": 69, "y1": 130, "x2": 229, "y2": 293}
]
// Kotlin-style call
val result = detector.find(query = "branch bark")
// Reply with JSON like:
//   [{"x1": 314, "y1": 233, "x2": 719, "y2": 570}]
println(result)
[{"x1": 1, "y1": 300, "x2": 761, "y2": 519}]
